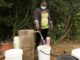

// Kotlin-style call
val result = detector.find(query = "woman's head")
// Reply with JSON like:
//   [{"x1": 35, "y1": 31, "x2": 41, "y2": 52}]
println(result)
[{"x1": 40, "y1": 0, "x2": 48, "y2": 9}]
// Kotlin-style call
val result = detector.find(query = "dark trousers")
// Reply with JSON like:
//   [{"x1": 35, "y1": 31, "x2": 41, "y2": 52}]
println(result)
[{"x1": 35, "y1": 28, "x2": 48, "y2": 47}]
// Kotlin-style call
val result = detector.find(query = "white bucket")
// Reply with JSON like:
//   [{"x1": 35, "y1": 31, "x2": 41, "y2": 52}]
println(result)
[
  {"x1": 71, "y1": 48, "x2": 80, "y2": 60},
  {"x1": 5, "y1": 49, "x2": 23, "y2": 60},
  {"x1": 46, "y1": 37, "x2": 51, "y2": 46},
  {"x1": 13, "y1": 36, "x2": 20, "y2": 48},
  {"x1": 37, "y1": 45, "x2": 51, "y2": 60}
]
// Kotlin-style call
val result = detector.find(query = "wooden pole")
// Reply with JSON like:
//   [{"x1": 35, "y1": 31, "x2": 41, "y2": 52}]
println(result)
[{"x1": 19, "y1": 29, "x2": 35, "y2": 60}]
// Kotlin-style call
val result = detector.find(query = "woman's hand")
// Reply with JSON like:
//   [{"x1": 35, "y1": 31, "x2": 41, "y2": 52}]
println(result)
[
  {"x1": 36, "y1": 23, "x2": 39, "y2": 31},
  {"x1": 34, "y1": 20, "x2": 39, "y2": 31},
  {"x1": 49, "y1": 21, "x2": 53, "y2": 30}
]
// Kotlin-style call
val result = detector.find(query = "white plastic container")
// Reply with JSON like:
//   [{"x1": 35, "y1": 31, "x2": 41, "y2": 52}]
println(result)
[
  {"x1": 46, "y1": 37, "x2": 51, "y2": 46},
  {"x1": 5, "y1": 49, "x2": 23, "y2": 60},
  {"x1": 71, "y1": 48, "x2": 80, "y2": 60},
  {"x1": 37, "y1": 45, "x2": 51, "y2": 60},
  {"x1": 13, "y1": 36, "x2": 20, "y2": 48}
]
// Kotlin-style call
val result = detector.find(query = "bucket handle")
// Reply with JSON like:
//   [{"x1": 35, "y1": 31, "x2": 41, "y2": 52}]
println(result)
[{"x1": 40, "y1": 50, "x2": 50, "y2": 55}]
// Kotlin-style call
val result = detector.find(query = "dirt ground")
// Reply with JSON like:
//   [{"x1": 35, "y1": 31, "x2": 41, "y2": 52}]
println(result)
[
  {"x1": 0, "y1": 40, "x2": 80, "y2": 60},
  {"x1": 51, "y1": 41, "x2": 80, "y2": 60}
]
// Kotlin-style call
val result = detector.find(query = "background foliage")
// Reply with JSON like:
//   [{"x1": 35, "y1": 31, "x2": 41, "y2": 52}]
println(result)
[{"x1": 0, "y1": 0, "x2": 80, "y2": 42}]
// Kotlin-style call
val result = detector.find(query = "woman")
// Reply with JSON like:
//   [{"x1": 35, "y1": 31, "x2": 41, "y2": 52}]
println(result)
[{"x1": 34, "y1": 0, "x2": 53, "y2": 47}]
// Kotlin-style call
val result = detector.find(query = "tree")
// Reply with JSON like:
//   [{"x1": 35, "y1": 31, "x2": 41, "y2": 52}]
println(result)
[{"x1": 0, "y1": 0, "x2": 80, "y2": 41}]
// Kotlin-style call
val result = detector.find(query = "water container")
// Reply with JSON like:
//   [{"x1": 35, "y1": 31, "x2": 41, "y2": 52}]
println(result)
[
  {"x1": 13, "y1": 36, "x2": 20, "y2": 48},
  {"x1": 1, "y1": 42, "x2": 13, "y2": 55},
  {"x1": 46, "y1": 37, "x2": 51, "y2": 46},
  {"x1": 71, "y1": 48, "x2": 80, "y2": 60},
  {"x1": 37, "y1": 45, "x2": 51, "y2": 60},
  {"x1": 5, "y1": 49, "x2": 23, "y2": 60},
  {"x1": 57, "y1": 55, "x2": 78, "y2": 60}
]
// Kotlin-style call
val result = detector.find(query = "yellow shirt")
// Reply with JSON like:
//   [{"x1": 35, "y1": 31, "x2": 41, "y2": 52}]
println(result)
[{"x1": 41, "y1": 11, "x2": 49, "y2": 29}]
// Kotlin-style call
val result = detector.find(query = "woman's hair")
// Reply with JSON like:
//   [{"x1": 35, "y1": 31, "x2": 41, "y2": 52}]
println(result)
[
  {"x1": 40, "y1": 0, "x2": 47, "y2": 4},
  {"x1": 36, "y1": 0, "x2": 47, "y2": 8}
]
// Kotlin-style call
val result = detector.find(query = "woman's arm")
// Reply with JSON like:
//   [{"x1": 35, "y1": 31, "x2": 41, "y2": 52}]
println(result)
[
  {"x1": 48, "y1": 11, "x2": 53, "y2": 29},
  {"x1": 34, "y1": 9, "x2": 40, "y2": 31}
]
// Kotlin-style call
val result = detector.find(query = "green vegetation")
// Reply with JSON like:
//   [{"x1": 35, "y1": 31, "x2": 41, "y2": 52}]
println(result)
[{"x1": 0, "y1": 0, "x2": 80, "y2": 42}]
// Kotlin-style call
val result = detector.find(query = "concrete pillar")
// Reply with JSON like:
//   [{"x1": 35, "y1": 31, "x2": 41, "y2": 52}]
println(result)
[{"x1": 19, "y1": 29, "x2": 35, "y2": 60}]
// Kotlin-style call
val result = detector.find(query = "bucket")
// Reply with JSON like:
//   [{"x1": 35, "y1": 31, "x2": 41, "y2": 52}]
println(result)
[
  {"x1": 71, "y1": 48, "x2": 80, "y2": 60},
  {"x1": 37, "y1": 45, "x2": 51, "y2": 60},
  {"x1": 13, "y1": 36, "x2": 20, "y2": 48},
  {"x1": 57, "y1": 55, "x2": 78, "y2": 60},
  {"x1": 46, "y1": 37, "x2": 51, "y2": 46},
  {"x1": 1, "y1": 42, "x2": 13, "y2": 55},
  {"x1": 5, "y1": 49, "x2": 23, "y2": 60}
]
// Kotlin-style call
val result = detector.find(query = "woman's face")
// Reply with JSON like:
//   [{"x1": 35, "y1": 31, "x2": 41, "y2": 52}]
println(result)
[{"x1": 40, "y1": 2, "x2": 47, "y2": 9}]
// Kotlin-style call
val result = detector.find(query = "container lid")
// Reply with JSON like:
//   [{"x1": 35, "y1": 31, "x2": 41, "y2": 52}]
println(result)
[
  {"x1": 5, "y1": 49, "x2": 23, "y2": 57},
  {"x1": 57, "y1": 55, "x2": 78, "y2": 60}
]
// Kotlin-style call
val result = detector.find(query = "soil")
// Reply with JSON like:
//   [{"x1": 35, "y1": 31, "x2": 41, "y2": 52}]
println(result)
[
  {"x1": 51, "y1": 40, "x2": 80, "y2": 60},
  {"x1": 0, "y1": 40, "x2": 80, "y2": 60}
]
